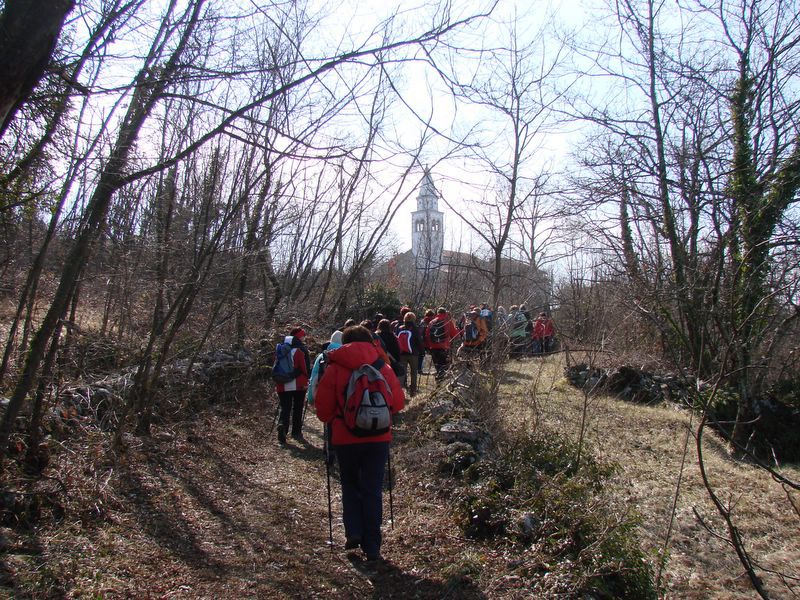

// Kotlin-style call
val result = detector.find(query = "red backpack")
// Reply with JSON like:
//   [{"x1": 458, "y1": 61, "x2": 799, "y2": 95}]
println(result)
[
  {"x1": 396, "y1": 329, "x2": 414, "y2": 354},
  {"x1": 341, "y1": 359, "x2": 393, "y2": 437}
]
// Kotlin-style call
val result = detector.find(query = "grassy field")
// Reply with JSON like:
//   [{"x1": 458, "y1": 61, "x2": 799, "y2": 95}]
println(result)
[{"x1": 495, "y1": 353, "x2": 800, "y2": 599}]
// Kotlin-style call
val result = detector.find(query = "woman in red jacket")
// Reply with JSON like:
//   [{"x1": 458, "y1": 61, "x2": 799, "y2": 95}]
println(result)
[
  {"x1": 275, "y1": 334, "x2": 309, "y2": 445},
  {"x1": 532, "y1": 313, "x2": 551, "y2": 355},
  {"x1": 314, "y1": 325, "x2": 405, "y2": 562}
]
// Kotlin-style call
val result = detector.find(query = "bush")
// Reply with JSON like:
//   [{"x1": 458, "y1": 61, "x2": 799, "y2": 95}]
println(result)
[{"x1": 451, "y1": 432, "x2": 657, "y2": 598}]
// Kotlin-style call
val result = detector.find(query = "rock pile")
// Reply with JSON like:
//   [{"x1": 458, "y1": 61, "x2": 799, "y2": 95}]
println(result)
[
  {"x1": 564, "y1": 363, "x2": 688, "y2": 405},
  {"x1": 172, "y1": 346, "x2": 255, "y2": 384},
  {"x1": 49, "y1": 346, "x2": 257, "y2": 432},
  {"x1": 419, "y1": 364, "x2": 492, "y2": 478}
]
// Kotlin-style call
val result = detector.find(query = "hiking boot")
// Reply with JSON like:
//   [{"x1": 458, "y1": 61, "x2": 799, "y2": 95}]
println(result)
[
  {"x1": 344, "y1": 536, "x2": 361, "y2": 550},
  {"x1": 291, "y1": 432, "x2": 305, "y2": 442}
]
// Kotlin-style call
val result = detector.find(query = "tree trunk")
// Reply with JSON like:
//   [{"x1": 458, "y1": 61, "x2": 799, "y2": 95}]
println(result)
[{"x1": 0, "y1": 0, "x2": 74, "y2": 136}]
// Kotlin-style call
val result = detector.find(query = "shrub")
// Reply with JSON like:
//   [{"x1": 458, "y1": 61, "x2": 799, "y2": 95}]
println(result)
[{"x1": 451, "y1": 432, "x2": 657, "y2": 598}]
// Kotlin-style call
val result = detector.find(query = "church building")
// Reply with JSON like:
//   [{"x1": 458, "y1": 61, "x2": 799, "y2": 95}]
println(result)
[{"x1": 378, "y1": 168, "x2": 551, "y2": 311}]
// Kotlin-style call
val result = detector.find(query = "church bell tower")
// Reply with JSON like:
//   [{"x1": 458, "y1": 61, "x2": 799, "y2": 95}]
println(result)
[
  {"x1": 411, "y1": 169, "x2": 444, "y2": 301},
  {"x1": 411, "y1": 169, "x2": 444, "y2": 264}
]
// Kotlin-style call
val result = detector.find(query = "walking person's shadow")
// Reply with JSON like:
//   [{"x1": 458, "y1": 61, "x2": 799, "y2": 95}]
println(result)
[{"x1": 346, "y1": 552, "x2": 487, "y2": 599}]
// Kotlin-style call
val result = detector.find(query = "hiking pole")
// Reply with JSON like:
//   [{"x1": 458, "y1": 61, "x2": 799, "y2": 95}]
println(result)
[
  {"x1": 324, "y1": 424, "x2": 334, "y2": 550},
  {"x1": 387, "y1": 446, "x2": 394, "y2": 530},
  {"x1": 268, "y1": 394, "x2": 280, "y2": 435}
]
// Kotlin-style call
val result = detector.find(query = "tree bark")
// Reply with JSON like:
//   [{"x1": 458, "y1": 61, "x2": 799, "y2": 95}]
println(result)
[
  {"x1": 0, "y1": 0, "x2": 207, "y2": 467},
  {"x1": 0, "y1": 0, "x2": 74, "y2": 137}
]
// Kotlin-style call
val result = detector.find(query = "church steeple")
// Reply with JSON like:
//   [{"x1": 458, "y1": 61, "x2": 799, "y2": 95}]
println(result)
[{"x1": 417, "y1": 170, "x2": 439, "y2": 212}]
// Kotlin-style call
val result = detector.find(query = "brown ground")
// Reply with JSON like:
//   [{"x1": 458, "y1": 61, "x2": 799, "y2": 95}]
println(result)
[
  {"x1": 2, "y1": 355, "x2": 798, "y2": 598},
  {"x1": 2, "y1": 373, "x2": 489, "y2": 599}
]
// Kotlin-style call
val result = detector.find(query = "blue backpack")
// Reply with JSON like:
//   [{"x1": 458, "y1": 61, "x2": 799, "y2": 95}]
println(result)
[{"x1": 272, "y1": 342, "x2": 297, "y2": 383}]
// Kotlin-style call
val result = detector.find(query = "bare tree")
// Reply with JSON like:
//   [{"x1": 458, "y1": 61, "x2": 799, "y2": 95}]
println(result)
[{"x1": 437, "y1": 14, "x2": 563, "y2": 308}]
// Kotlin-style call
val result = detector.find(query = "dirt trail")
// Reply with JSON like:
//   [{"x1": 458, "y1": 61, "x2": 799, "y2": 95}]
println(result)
[{"x1": 5, "y1": 376, "x2": 473, "y2": 599}]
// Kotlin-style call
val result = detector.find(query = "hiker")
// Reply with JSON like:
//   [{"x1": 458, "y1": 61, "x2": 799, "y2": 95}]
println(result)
[
  {"x1": 495, "y1": 305, "x2": 508, "y2": 327},
  {"x1": 362, "y1": 319, "x2": 393, "y2": 367},
  {"x1": 508, "y1": 305, "x2": 529, "y2": 357},
  {"x1": 376, "y1": 318, "x2": 404, "y2": 378},
  {"x1": 274, "y1": 334, "x2": 309, "y2": 445},
  {"x1": 419, "y1": 309, "x2": 435, "y2": 374},
  {"x1": 542, "y1": 313, "x2": 556, "y2": 353},
  {"x1": 390, "y1": 306, "x2": 410, "y2": 334},
  {"x1": 307, "y1": 330, "x2": 343, "y2": 405},
  {"x1": 479, "y1": 303, "x2": 494, "y2": 331},
  {"x1": 425, "y1": 307, "x2": 459, "y2": 380},
  {"x1": 290, "y1": 327, "x2": 311, "y2": 375},
  {"x1": 314, "y1": 325, "x2": 405, "y2": 563},
  {"x1": 532, "y1": 313, "x2": 548, "y2": 355},
  {"x1": 396, "y1": 311, "x2": 424, "y2": 398},
  {"x1": 458, "y1": 309, "x2": 489, "y2": 357},
  {"x1": 520, "y1": 303, "x2": 533, "y2": 352}
]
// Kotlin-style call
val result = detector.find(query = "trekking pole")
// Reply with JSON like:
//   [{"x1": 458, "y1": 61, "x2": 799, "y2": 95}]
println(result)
[
  {"x1": 387, "y1": 446, "x2": 394, "y2": 530},
  {"x1": 424, "y1": 361, "x2": 432, "y2": 387},
  {"x1": 268, "y1": 394, "x2": 280, "y2": 435},
  {"x1": 324, "y1": 424, "x2": 334, "y2": 549}
]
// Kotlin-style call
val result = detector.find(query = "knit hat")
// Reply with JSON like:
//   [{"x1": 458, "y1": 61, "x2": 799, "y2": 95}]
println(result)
[{"x1": 330, "y1": 330, "x2": 343, "y2": 345}]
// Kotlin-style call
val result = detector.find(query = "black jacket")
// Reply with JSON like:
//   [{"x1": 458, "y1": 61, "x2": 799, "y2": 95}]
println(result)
[{"x1": 377, "y1": 329, "x2": 401, "y2": 362}]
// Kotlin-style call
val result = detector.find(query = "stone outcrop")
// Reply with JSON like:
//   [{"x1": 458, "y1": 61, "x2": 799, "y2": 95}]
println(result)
[{"x1": 564, "y1": 363, "x2": 688, "y2": 405}]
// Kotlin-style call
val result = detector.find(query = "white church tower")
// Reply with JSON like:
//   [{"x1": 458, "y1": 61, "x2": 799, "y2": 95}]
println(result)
[
  {"x1": 411, "y1": 169, "x2": 444, "y2": 264},
  {"x1": 410, "y1": 169, "x2": 444, "y2": 302}
]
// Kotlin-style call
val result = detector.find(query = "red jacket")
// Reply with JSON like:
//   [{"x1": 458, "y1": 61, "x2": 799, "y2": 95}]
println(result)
[
  {"x1": 425, "y1": 313, "x2": 459, "y2": 350},
  {"x1": 275, "y1": 340, "x2": 309, "y2": 392},
  {"x1": 532, "y1": 318, "x2": 546, "y2": 340},
  {"x1": 315, "y1": 341, "x2": 405, "y2": 445},
  {"x1": 543, "y1": 318, "x2": 555, "y2": 338},
  {"x1": 421, "y1": 316, "x2": 434, "y2": 350}
]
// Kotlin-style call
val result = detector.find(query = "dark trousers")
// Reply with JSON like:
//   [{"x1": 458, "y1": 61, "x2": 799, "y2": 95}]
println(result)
[
  {"x1": 277, "y1": 390, "x2": 305, "y2": 436},
  {"x1": 430, "y1": 348, "x2": 450, "y2": 379},
  {"x1": 335, "y1": 442, "x2": 390, "y2": 559},
  {"x1": 510, "y1": 336, "x2": 527, "y2": 356},
  {"x1": 399, "y1": 353, "x2": 418, "y2": 397}
]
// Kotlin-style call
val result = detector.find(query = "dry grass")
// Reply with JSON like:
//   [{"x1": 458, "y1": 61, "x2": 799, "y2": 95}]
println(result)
[{"x1": 496, "y1": 353, "x2": 800, "y2": 599}]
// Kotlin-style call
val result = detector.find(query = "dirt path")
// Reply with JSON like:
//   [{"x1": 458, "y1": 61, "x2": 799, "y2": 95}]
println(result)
[
  {"x1": 9, "y1": 357, "x2": 796, "y2": 598},
  {"x1": 5, "y1": 376, "x2": 477, "y2": 599}
]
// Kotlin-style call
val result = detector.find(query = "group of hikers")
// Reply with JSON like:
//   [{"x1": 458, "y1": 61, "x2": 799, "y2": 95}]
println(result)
[{"x1": 267, "y1": 303, "x2": 556, "y2": 566}]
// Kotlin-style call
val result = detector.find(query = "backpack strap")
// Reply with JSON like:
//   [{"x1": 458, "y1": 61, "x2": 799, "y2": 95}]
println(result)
[{"x1": 371, "y1": 358, "x2": 385, "y2": 371}]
